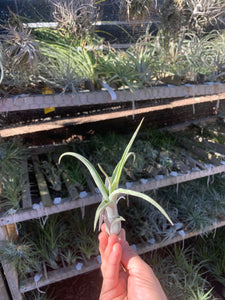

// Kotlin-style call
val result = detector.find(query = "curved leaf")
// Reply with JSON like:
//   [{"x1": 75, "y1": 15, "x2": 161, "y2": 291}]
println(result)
[
  {"x1": 59, "y1": 152, "x2": 108, "y2": 199},
  {"x1": 94, "y1": 199, "x2": 110, "y2": 231},
  {"x1": 110, "y1": 188, "x2": 174, "y2": 226},
  {"x1": 111, "y1": 118, "x2": 144, "y2": 191}
]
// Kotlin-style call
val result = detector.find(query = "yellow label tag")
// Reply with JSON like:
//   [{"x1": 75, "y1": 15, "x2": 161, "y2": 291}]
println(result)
[
  {"x1": 44, "y1": 107, "x2": 55, "y2": 114},
  {"x1": 42, "y1": 87, "x2": 55, "y2": 114}
]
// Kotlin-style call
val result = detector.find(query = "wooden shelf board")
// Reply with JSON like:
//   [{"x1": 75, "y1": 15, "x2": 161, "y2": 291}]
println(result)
[
  {"x1": 1, "y1": 164, "x2": 225, "y2": 226},
  {"x1": 20, "y1": 219, "x2": 225, "y2": 293},
  {"x1": 1, "y1": 92, "x2": 225, "y2": 137}
]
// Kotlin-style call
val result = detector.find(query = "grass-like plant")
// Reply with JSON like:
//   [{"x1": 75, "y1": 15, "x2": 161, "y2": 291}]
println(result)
[
  {"x1": 0, "y1": 140, "x2": 26, "y2": 212},
  {"x1": 59, "y1": 118, "x2": 173, "y2": 235},
  {"x1": 50, "y1": 0, "x2": 97, "y2": 38},
  {"x1": 194, "y1": 227, "x2": 225, "y2": 287},
  {"x1": 0, "y1": 170, "x2": 23, "y2": 212},
  {"x1": 1, "y1": 20, "x2": 40, "y2": 72},
  {"x1": 27, "y1": 215, "x2": 69, "y2": 269},
  {"x1": 0, "y1": 139, "x2": 26, "y2": 173},
  {"x1": 119, "y1": 0, "x2": 153, "y2": 22},
  {"x1": 41, "y1": 155, "x2": 62, "y2": 191},
  {"x1": 99, "y1": 48, "x2": 143, "y2": 92},
  {"x1": 0, "y1": 239, "x2": 40, "y2": 279},
  {"x1": 145, "y1": 245, "x2": 214, "y2": 300}
]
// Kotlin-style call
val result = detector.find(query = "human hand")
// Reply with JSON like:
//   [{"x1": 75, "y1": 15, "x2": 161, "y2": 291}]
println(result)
[{"x1": 98, "y1": 225, "x2": 167, "y2": 300}]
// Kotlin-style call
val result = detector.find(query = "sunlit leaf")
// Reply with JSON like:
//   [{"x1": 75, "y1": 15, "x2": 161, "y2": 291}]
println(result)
[
  {"x1": 110, "y1": 188, "x2": 174, "y2": 225},
  {"x1": 111, "y1": 118, "x2": 144, "y2": 191},
  {"x1": 59, "y1": 152, "x2": 108, "y2": 199}
]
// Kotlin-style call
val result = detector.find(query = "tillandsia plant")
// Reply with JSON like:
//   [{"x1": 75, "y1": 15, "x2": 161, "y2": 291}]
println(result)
[{"x1": 59, "y1": 118, "x2": 173, "y2": 235}]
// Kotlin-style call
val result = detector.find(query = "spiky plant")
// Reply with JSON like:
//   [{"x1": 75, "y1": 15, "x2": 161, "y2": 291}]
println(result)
[
  {"x1": 41, "y1": 155, "x2": 62, "y2": 191},
  {"x1": 145, "y1": 245, "x2": 214, "y2": 300},
  {"x1": 59, "y1": 118, "x2": 173, "y2": 235},
  {"x1": 194, "y1": 228, "x2": 225, "y2": 287},
  {"x1": 119, "y1": 0, "x2": 154, "y2": 22},
  {"x1": 38, "y1": 43, "x2": 83, "y2": 93},
  {"x1": 183, "y1": 0, "x2": 225, "y2": 33},
  {"x1": 28, "y1": 215, "x2": 69, "y2": 269},
  {"x1": 1, "y1": 23, "x2": 40, "y2": 72},
  {"x1": 126, "y1": 39, "x2": 157, "y2": 85},
  {"x1": 0, "y1": 239, "x2": 40, "y2": 279},
  {"x1": 0, "y1": 139, "x2": 26, "y2": 174},
  {"x1": 100, "y1": 48, "x2": 143, "y2": 92},
  {"x1": 50, "y1": 0, "x2": 97, "y2": 38},
  {"x1": 0, "y1": 170, "x2": 23, "y2": 212}
]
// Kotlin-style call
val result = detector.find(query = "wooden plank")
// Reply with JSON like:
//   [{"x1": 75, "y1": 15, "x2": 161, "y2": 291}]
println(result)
[
  {"x1": 0, "y1": 226, "x2": 24, "y2": 300},
  {"x1": 1, "y1": 163, "x2": 225, "y2": 226},
  {"x1": 32, "y1": 155, "x2": 52, "y2": 207},
  {"x1": 0, "y1": 270, "x2": 10, "y2": 300},
  {"x1": 20, "y1": 219, "x2": 225, "y2": 293},
  {"x1": 21, "y1": 159, "x2": 32, "y2": 209},
  {"x1": 1, "y1": 93, "x2": 225, "y2": 138}
]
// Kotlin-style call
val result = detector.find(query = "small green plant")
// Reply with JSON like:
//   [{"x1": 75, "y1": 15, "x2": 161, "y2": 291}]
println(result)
[
  {"x1": 1, "y1": 11, "x2": 40, "y2": 72},
  {"x1": 145, "y1": 245, "x2": 214, "y2": 300},
  {"x1": 0, "y1": 139, "x2": 26, "y2": 174},
  {"x1": 195, "y1": 228, "x2": 225, "y2": 287},
  {"x1": 59, "y1": 118, "x2": 173, "y2": 235},
  {"x1": 0, "y1": 171, "x2": 23, "y2": 212},
  {"x1": 61, "y1": 248, "x2": 82, "y2": 265},
  {"x1": 41, "y1": 155, "x2": 62, "y2": 191},
  {"x1": 28, "y1": 215, "x2": 69, "y2": 269},
  {"x1": 0, "y1": 239, "x2": 40, "y2": 279}
]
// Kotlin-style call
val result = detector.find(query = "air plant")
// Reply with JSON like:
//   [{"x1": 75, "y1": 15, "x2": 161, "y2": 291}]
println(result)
[
  {"x1": 0, "y1": 239, "x2": 40, "y2": 279},
  {"x1": 1, "y1": 24, "x2": 40, "y2": 72},
  {"x1": 59, "y1": 118, "x2": 173, "y2": 235},
  {"x1": 99, "y1": 48, "x2": 143, "y2": 92},
  {"x1": 195, "y1": 228, "x2": 225, "y2": 287},
  {"x1": 50, "y1": 0, "x2": 97, "y2": 38},
  {"x1": 0, "y1": 170, "x2": 23, "y2": 212},
  {"x1": 61, "y1": 248, "x2": 82, "y2": 265},
  {"x1": 0, "y1": 139, "x2": 26, "y2": 173},
  {"x1": 41, "y1": 155, "x2": 62, "y2": 191},
  {"x1": 28, "y1": 215, "x2": 69, "y2": 269},
  {"x1": 146, "y1": 245, "x2": 213, "y2": 300},
  {"x1": 119, "y1": 0, "x2": 153, "y2": 22}
]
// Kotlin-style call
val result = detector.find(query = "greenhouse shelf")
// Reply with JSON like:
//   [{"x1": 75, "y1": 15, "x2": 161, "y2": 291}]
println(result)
[
  {"x1": 20, "y1": 219, "x2": 225, "y2": 293},
  {"x1": 1, "y1": 92, "x2": 225, "y2": 138},
  {"x1": 1, "y1": 163, "x2": 225, "y2": 226},
  {"x1": 2, "y1": 116, "x2": 225, "y2": 299},
  {"x1": 1, "y1": 83, "x2": 225, "y2": 113}
]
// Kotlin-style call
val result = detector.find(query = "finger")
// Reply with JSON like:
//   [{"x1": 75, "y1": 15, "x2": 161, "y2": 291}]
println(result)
[
  {"x1": 101, "y1": 223, "x2": 106, "y2": 233},
  {"x1": 101, "y1": 242, "x2": 122, "y2": 289},
  {"x1": 98, "y1": 230, "x2": 108, "y2": 256},
  {"x1": 103, "y1": 234, "x2": 118, "y2": 261}
]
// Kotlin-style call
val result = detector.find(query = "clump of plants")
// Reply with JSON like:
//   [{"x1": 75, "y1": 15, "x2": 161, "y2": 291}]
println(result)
[
  {"x1": 0, "y1": 239, "x2": 40, "y2": 280},
  {"x1": 0, "y1": 139, "x2": 26, "y2": 213},
  {"x1": 194, "y1": 227, "x2": 225, "y2": 289},
  {"x1": 50, "y1": 0, "x2": 97, "y2": 38},
  {"x1": 145, "y1": 245, "x2": 215, "y2": 300}
]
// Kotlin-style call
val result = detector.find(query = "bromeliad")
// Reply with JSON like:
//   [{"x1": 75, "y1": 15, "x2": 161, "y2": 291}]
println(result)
[{"x1": 59, "y1": 118, "x2": 173, "y2": 235}]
